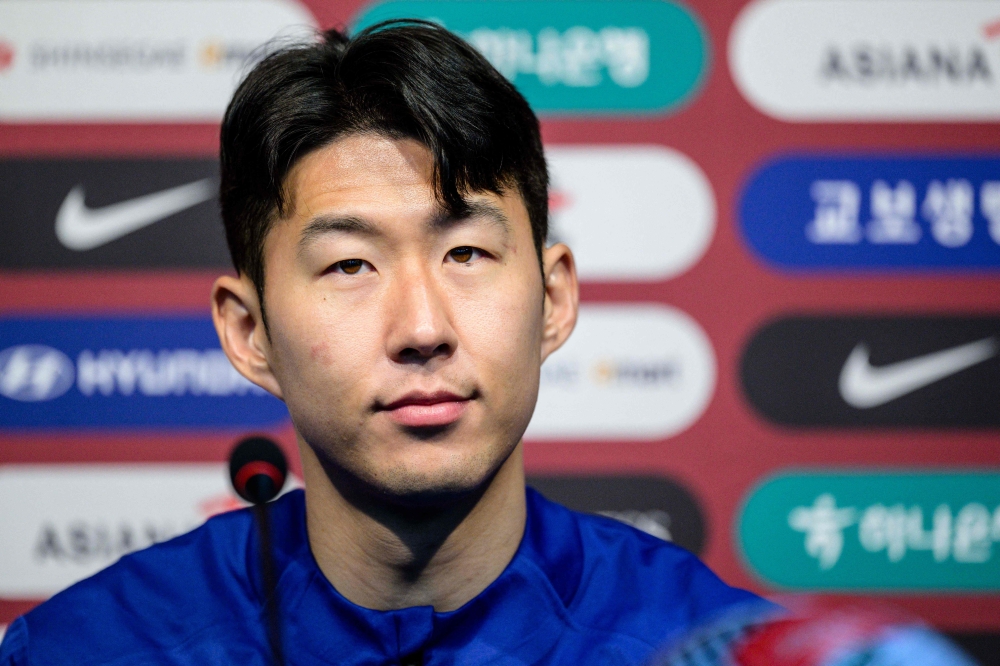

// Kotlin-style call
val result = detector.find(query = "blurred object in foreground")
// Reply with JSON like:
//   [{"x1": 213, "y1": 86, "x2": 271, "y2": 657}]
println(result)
[{"x1": 651, "y1": 598, "x2": 980, "y2": 666}]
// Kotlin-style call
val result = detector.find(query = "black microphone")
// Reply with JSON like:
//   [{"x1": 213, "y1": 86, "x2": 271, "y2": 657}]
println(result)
[
  {"x1": 230, "y1": 435, "x2": 288, "y2": 504},
  {"x1": 229, "y1": 436, "x2": 288, "y2": 666}
]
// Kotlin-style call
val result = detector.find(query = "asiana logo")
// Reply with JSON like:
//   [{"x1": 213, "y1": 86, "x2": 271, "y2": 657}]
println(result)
[
  {"x1": 820, "y1": 43, "x2": 992, "y2": 86},
  {"x1": 32, "y1": 490, "x2": 244, "y2": 566},
  {"x1": 730, "y1": 0, "x2": 1000, "y2": 120},
  {"x1": 0, "y1": 464, "x2": 300, "y2": 598},
  {"x1": 33, "y1": 519, "x2": 180, "y2": 566}
]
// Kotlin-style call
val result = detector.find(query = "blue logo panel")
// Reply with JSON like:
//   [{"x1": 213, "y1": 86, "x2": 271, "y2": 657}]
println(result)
[
  {"x1": 0, "y1": 317, "x2": 288, "y2": 429},
  {"x1": 740, "y1": 155, "x2": 1000, "y2": 270}
]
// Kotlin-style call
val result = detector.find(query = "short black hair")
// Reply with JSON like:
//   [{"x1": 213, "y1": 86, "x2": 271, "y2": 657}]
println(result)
[{"x1": 219, "y1": 20, "x2": 548, "y2": 316}]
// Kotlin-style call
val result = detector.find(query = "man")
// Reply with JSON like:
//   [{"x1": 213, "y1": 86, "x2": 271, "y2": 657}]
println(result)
[{"x1": 0, "y1": 21, "x2": 761, "y2": 665}]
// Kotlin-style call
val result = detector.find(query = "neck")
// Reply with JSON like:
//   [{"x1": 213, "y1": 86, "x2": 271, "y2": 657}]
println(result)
[{"x1": 299, "y1": 441, "x2": 527, "y2": 612}]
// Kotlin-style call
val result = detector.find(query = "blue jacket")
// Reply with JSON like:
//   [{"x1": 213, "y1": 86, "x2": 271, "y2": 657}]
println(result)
[{"x1": 0, "y1": 488, "x2": 761, "y2": 665}]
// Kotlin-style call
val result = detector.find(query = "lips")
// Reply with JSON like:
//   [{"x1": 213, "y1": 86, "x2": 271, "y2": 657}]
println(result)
[{"x1": 379, "y1": 390, "x2": 471, "y2": 428}]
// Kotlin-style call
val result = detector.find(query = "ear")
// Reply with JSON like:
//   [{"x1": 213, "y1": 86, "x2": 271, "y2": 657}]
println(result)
[
  {"x1": 211, "y1": 274, "x2": 284, "y2": 400},
  {"x1": 540, "y1": 243, "x2": 579, "y2": 363}
]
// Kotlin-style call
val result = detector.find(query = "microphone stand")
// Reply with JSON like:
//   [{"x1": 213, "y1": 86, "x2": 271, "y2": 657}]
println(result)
[
  {"x1": 254, "y1": 501, "x2": 284, "y2": 666},
  {"x1": 230, "y1": 436, "x2": 288, "y2": 666}
]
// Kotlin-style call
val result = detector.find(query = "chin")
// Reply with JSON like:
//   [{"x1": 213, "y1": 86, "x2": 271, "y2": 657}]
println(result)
[
  {"x1": 301, "y1": 413, "x2": 524, "y2": 508},
  {"x1": 361, "y1": 441, "x2": 511, "y2": 507},
  {"x1": 382, "y1": 457, "x2": 490, "y2": 498}
]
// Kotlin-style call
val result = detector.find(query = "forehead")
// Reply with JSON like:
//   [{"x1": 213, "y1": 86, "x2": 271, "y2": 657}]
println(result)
[
  {"x1": 272, "y1": 133, "x2": 535, "y2": 259},
  {"x1": 285, "y1": 134, "x2": 435, "y2": 209}
]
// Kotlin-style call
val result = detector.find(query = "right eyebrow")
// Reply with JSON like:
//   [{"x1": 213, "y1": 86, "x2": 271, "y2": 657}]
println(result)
[
  {"x1": 429, "y1": 200, "x2": 513, "y2": 238},
  {"x1": 298, "y1": 215, "x2": 380, "y2": 253}
]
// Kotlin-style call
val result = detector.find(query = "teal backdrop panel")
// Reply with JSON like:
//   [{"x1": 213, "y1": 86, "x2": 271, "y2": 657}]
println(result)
[
  {"x1": 352, "y1": 0, "x2": 708, "y2": 115},
  {"x1": 739, "y1": 471, "x2": 1000, "y2": 591}
]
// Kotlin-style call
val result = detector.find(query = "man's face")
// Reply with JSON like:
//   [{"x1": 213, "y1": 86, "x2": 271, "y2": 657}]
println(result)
[{"x1": 250, "y1": 134, "x2": 558, "y2": 500}]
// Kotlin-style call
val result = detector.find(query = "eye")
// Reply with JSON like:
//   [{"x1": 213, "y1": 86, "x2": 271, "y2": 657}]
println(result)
[
  {"x1": 330, "y1": 258, "x2": 372, "y2": 275},
  {"x1": 447, "y1": 246, "x2": 483, "y2": 264}
]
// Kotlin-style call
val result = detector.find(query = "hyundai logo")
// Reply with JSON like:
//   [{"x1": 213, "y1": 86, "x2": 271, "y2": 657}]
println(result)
[{"x1": 0, "y1": 344, "x2": 75, "y2": 402}]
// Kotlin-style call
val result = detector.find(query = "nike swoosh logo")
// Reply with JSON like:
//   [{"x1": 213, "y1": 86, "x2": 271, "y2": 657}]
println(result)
[
  {"x1": 55, "y1": 179, "x2": 215, "y2": 251},
  {"x1": 838, "y1": 337, "x2": 998, "y2": 409}
]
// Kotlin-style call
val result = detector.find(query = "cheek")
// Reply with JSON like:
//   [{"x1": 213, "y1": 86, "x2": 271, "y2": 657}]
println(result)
[
  {"x1": 268, "y1": 287, "x2": 379, "y2": 412},
  {"x1": 455, "y1": 275, "x2": 543, "y2": 400}
]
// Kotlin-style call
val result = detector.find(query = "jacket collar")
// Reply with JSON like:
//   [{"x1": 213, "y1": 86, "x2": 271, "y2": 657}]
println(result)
[{"x1": 262, "y1": 488, "x2": 584, "y2": 663}]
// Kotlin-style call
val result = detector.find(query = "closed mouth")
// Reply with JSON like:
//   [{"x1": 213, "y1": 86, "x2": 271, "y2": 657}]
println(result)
[{"x1": 379, "y1": 390, "x2": 472, "y2": 428}]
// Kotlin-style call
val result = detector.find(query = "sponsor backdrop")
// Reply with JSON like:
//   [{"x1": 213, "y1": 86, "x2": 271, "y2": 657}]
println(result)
[{"x1": 0, "y1": 0, "x2": 998, "y2": 659}]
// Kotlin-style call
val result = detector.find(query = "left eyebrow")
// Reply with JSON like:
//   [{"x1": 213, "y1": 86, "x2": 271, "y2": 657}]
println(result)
[
  {"x1": 430, "y1": 200, "x2": 512, "y2": 239},
  {"x1": 297, "y1": 214, "x2": 380, "y2": 254}
]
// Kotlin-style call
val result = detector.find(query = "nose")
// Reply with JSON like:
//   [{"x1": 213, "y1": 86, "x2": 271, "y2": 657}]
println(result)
[{"x1": 385, "y1": 264, "x2": 457, "y2": 365}]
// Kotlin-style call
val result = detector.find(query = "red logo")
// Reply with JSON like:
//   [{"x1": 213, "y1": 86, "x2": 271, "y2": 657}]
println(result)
[
  {"x1": 0, "y1": 41, "x2": 14, "y2": 72},
  {"x1": 984, "y1": 18, "x2": 1000, "y2": 40},
  {"x1": 548, "y1": 189, "x2": 572, "y2": 213},
  {"x1": 198, "y1": 493, "x2": 246, "y2": 518}
]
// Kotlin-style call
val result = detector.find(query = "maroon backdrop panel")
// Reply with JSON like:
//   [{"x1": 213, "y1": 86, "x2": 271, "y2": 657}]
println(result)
[{"x1": 1, "y1": 0, "x2": 998, "y2": 643}]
